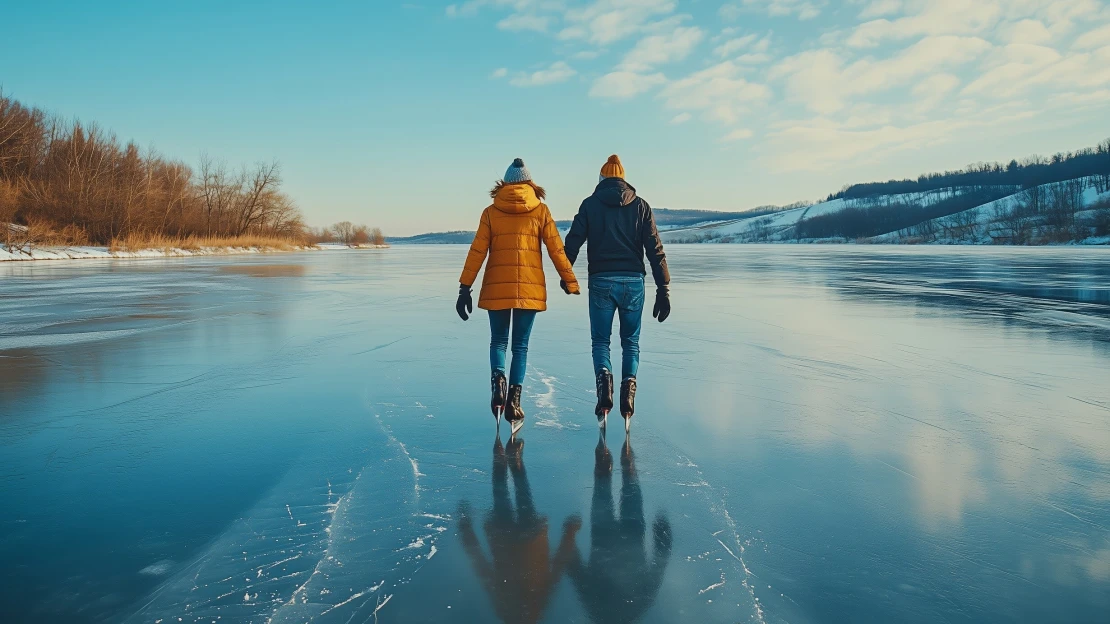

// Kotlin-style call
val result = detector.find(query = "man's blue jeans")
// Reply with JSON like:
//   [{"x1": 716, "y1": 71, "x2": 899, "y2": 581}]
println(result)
[
  {"x1": 489, "y1": 309, "x2": 537, "y2": 386},
  {"x1": 589, "y1": 273, "x2": 645, "y2": 380}
]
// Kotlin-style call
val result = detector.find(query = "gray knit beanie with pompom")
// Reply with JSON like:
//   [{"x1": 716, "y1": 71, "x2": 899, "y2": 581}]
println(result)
[{"x1": 503, "y1": 158, "x2": 532, "y2": 184}]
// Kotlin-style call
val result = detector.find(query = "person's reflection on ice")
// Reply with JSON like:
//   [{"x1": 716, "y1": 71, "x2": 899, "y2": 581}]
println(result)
[
  {"x1": 457, "y1": 435, "x2": 580, "y2": 624},
  {"x1": 567, "y1": 432, "x2": 672, "y2": 623}
]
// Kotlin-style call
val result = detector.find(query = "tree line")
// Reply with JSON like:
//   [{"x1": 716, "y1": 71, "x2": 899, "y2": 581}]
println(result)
[
  {"x1": 1, "y1": 92, "x2": 379, "y2": 248},
  {"x1": 828, "y1": 139, "x2": 1110, "y2": 201},
  {"x1": 306, "y1": 221, "x2": 385, "y2": 246}
]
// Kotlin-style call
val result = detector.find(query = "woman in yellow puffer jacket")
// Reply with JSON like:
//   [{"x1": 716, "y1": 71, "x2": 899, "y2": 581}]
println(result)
[{"x1": 456, "y1": 158, "x2": 580, "y2": 435}]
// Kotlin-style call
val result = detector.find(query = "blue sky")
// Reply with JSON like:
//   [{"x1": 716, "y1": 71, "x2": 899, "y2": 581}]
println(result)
[{"x1": 3, "y1": 0, "x2": 1109, "y2": 235}]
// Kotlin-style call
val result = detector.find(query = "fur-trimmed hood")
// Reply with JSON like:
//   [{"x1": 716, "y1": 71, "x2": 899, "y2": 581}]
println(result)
[{"x1": 490, "y1": 181, "x2": 545, "y2": 214}]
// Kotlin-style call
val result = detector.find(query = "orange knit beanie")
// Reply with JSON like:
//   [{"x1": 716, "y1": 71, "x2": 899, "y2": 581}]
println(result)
[{"x1": 600, "y1": 154, "x2": 625, "y2": 180}]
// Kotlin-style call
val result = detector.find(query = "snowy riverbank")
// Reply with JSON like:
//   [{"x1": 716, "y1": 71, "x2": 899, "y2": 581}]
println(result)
[{"x1": 0, "y1": 242, "x2": 386, "y2": 262}]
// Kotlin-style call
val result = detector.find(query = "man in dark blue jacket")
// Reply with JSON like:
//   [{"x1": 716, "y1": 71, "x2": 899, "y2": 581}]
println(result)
[{"x1": 563, "y1": 155, "x2": 670, "y2": 432}]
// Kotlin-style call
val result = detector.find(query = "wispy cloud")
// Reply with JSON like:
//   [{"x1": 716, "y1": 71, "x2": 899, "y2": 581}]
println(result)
[
  {"x1": 722, "y1": 128, "x2": 754, "y2": 141},
  {"x1": 559, "y1": 0, "x2": 676, "y2": 45},
  {"x1": 509, "y1": 61, "x2": 577, "y2": 87},
  {"x1": 590, "y1": 71, "x2": 667, "y2": 99},
  {"x1": 721, "y1": 0, "x2": 825, "y2": 21},
  {"x1": 498, "y1": 13, "x2": 551, "y2": 32},
  {"x1": 619, "y1": 26, "x2": 703, "y2": 71},
  {"x1": 447, "y1": 0, "x2": 1110, "y2": 174},
  {"x1": 659, "y1": 61, "x2": 771, "y2": 124}
]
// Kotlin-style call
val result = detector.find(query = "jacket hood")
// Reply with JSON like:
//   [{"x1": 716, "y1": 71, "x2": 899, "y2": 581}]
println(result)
[
  {"x1": 594, "y1": 177, "x2": 637, "y2": 207},
  {"x1": 492, "y1": 182, "x2": 543, "y2": 214}
]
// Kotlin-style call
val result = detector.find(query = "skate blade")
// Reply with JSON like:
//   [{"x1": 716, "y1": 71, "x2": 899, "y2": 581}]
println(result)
[
  {"x1": 510, "y1": 419, "x2": 524, "y2": 437},
  {"x1": 623, "y1": 416, "x2": 631, "y2": 434},
  {"x1": 598, "y1": 411, "x2": 608, "y2": 428}
]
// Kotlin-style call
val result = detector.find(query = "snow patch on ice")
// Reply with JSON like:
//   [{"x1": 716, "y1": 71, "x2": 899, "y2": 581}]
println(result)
[
  {"x1": 698, "y1": 573, "x2": 726, "y2": 595},
  {"x1": 139, "y1": 560, "x2": 175, "y2": 576}
]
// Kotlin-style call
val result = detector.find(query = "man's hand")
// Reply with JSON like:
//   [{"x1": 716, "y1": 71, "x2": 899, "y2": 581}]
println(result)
[
  {"x1": 456, "y1": 284, "x2": 473, "y2": 321},
  {"x1": 560, "y1": 280, "x2": 581, "y2": 295},
  {"x1": 653, "y1": 286, "x2": 670, "y2": 322}
]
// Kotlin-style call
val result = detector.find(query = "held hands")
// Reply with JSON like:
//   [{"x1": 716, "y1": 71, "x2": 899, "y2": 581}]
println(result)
[
  {"x1": 456, "y1": 284, "x2": 473, "y2": 321},
  {"x1": 559, "y1": 280, "x2": 581, "y2": 295},
  {"x1": 653, "y1": 286, "x2": 671, "y2": 323}
]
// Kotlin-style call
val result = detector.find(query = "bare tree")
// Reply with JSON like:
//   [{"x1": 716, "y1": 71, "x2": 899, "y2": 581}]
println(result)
[{"x1": 333, "y1": 221, "x2": 355, "y2": 244}]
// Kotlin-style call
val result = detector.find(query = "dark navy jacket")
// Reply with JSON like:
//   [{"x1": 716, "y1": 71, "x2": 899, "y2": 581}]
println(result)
[{"x1": 563, "y1": 178, "x2": 670, "y2": 288}]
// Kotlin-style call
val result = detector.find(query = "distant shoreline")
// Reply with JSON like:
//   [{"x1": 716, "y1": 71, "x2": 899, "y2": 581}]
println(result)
[{"x1": 0, "y1": 243, "x2": 388, "y2": 263}]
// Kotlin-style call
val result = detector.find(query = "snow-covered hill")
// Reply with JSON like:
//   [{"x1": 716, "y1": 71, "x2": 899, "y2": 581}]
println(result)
[{"x1": 662, "y1": 180, "x2": 1110, "y2": 246}]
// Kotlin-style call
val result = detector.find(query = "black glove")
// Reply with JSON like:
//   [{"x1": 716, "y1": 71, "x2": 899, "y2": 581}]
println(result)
[
  {"x1": 653, "y1": 286, "x2": 670, "y2": 323},
  {"x1": 560, "y1": 280, "x2": 571, "y2": 295},
  {"x1": 456, "y1": 284, "x2": 473, "y2": 321}
]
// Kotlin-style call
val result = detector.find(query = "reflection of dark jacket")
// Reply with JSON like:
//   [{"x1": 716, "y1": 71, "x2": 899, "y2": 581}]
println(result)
[
  {"x1": 567, "y1": 441, "x2": 672, "y2": 624},
  {"x1": 564, "y1": 178, "x2": 670, "y2": 288}
]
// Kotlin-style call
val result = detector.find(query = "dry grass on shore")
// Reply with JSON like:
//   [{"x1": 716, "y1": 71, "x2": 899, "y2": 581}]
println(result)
[{"x1": 107, "y1": 233, "x2": 305, "y2": 253}]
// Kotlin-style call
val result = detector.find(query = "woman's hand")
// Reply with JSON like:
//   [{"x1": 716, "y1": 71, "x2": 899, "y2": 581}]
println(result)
[
  {"x1": 456, "y1": 284, "x2": 473, "y2": 320},
  {"x1": 559, "y1": 280, "x2": 581, "y2": 295}
]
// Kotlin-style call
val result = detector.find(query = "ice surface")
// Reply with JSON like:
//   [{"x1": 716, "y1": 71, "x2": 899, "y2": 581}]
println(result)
[{"x1": 2, "y1": 246, "x2": 1109, "y2": 623}]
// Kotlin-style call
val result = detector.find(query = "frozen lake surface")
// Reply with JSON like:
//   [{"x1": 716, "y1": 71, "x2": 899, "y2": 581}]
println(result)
[{"x1": 2, "y1": 246, "x2": 1109, "y2": 624}]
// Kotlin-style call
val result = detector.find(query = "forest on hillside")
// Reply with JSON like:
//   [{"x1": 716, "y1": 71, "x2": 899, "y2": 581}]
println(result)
[
  {"x1": 0, "y1": 92, "x2": 382, "y2": 249},
  {"x1": 828, "y1": 140, "x2": 1110, "y2": 201}
]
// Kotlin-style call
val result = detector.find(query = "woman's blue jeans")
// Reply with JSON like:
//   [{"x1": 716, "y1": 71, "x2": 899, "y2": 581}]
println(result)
[
  {"x1": 489, "y1": 309, "x2": 537, "y2": 386},
  {"x1": 589, "y1": 274, "x2": 645, "y2": 380}
]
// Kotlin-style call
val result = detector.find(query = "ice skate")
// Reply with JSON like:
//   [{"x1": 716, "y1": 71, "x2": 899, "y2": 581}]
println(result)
[
  {"x1": 595, "y1": 369, "x2": 614, "y2": 427},
  {"x1": 490, "y1": 371, "x2": 507, "y2": 425},
  {"x1": 620, "y1": 377, "x2": 636, "y2": 433},
  {"x1": 506, "y1": 384, "x2": 525, "y2": 437}
]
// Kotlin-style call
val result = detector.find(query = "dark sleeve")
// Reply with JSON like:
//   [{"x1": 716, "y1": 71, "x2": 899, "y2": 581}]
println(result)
[
  {"x1": 640, "y1": 200, "x2": 670, "y2": 288},
  {"x1": 563, "y1": 201, "x2": 589, "y2": 266}
]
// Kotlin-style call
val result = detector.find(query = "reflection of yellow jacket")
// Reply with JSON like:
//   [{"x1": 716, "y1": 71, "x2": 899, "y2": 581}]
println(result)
[
  {"x1": 460, "y1": 183, "x2": 579, "y2": 311},
  {"x1": 460, "y1": 519, "x2": 578, "y2": 624}
]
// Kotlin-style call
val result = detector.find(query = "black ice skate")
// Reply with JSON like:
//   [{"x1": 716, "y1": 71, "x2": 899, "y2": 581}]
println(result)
[
  {"x1": 620, "y1": 377, "x2": 636, "y2": 433},
  {"x1": 491, "y1": 371, "x2": 507, "y2": 424},
  {"x1": 506, "y1": 384, "x2": 525, "y2": 437},
  {"x1": 595, "y1": 369, "x2": 614, "y2": 426}
]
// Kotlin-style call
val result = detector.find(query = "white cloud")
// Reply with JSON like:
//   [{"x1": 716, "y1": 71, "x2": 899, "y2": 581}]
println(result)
[
  {"x1": 764, "y1": 117, "x2": 974, "y2": 172},
  {"x1": 449, "y1": 0, "x2": 1110, "y2": 167},
  {"x1": 620, "y1": 26, "x2": 704, "y2": 71},
  {"x1": 963, "y1": 42, "x2": 1110, "y2": 99},
  {"x1": 858, "y1": 0, "x2": 901, "y2": 19},
  {"x1": 572, "y1": 49, "x2": 604, "y2": 60},
  {"x1": 911, "y1": 73, "x2": 960, "y2": 112},
  {"x1": 1075, "y1": 23, "x2": 1110, "y2": 49},
  {"x1": 846, "y1": 0, "x2": 1002, "y2": 48},
  {"x1": 736, "y1": 52, "x2": 774, "y2": 64},
  {"x1": 714, "y1": 34, "x2": 758, "y2": 57},
  {"x1": 559, "y1": 0, "x2": 677, "y2": 45},
  {"x1": 659, "y1": 61, "x2": 772, "y2": 124},
  {"x1": 771, "y1": 36, "x2": 992, "y2": 113},
  {"x1": 510, "y1": 61, "x2": 577, "y2": 87},
  {"x1": 722, "y1": 128, "x2": 755, "y2": 141},
  {"x1": 722, "y1": 0, "x2": 825, "y2": 21},
  {"x1": 497, "y1": 13, "x2": 550, "y2": 32},
  {"x1": 590, "y1": 71, "x2": 668, "y2": 99},
  {"x1": 1006, "y1": 19, "x2": 1053, "y2": 45}
]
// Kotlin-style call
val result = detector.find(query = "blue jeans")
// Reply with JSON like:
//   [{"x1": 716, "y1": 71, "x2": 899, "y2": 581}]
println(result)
[
  {"x1": 489, "y1": 309, "x2": 537, "y2": 386},
  {"x1": 589, "y1": 273, "x2": 645, "y2": 380}
]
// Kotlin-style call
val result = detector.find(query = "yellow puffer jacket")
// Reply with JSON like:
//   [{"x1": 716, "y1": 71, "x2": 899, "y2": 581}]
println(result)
[{"x1": 460, "y1": 183, "x2": 580, "y2": 311}]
